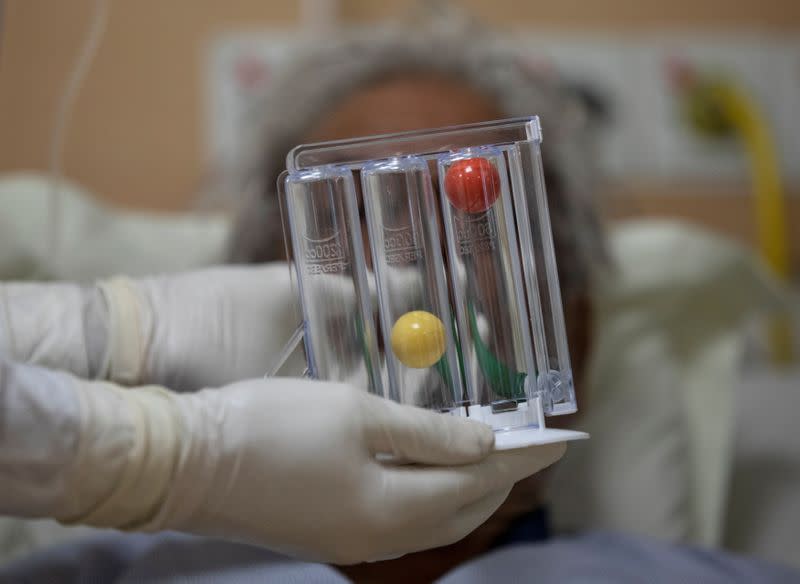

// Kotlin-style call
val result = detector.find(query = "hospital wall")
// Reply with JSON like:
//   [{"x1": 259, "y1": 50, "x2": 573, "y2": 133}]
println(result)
[{"x1": 0, "y1": 0, "x2": 798, "y2": 272}]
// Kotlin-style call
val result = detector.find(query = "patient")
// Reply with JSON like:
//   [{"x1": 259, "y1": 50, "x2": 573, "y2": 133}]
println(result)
[
  {"x1": 226, "y1": 28, "x2": 601, "y2": 583},
  {"x1": 222, "y1": 27, "x2": 796, "y2": 583}
]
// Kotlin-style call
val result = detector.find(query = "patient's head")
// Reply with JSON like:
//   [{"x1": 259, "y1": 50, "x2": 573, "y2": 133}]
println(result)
[{"x1": 227, "y1": 26, "x2": 606, "y2": 582}]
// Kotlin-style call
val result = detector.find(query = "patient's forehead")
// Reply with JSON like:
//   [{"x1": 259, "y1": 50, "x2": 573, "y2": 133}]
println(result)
[{"x1": 305, "y1": 74, "x2": 505, "y2": 142}]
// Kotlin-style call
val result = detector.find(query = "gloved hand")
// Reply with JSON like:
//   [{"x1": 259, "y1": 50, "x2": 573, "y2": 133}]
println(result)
[
  {"x1": 0, "y1": 263, "x2": 450, "y2": 392},
  {"x1": 2, "y1": 364, "x2": 566, "y2": 564},
  {"x1": 0, "y1": 264, "x2": 355, "y2": 390},
  {"x1": 97, "y1": 264, "x2": 441, "y2": 391},
  {"x1": 97, "y1": 264, "x2": 303, "y2": 391}
]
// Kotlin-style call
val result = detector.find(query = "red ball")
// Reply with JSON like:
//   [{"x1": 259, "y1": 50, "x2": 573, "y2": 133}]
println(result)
[{"x1": 444, "y1": 157, "x2": 502, "y2": 213}]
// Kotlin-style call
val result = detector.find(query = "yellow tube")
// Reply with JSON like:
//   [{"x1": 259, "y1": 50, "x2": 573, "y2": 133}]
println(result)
[
  {"x1": 716, "y1": 84, "x2": 789, "y2": 278},
  {"x1": 714, "y1": 83, "x2": 792, "y2": 362}
]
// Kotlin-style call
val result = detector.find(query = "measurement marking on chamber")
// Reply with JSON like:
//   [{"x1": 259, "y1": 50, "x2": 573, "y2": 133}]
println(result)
[
  {"x1": 384, "y1": 226, "x2": 421, "y2": 265},
  {"x1": 303, "y1": 233, "x2": 349, "y2": 273},
  {"x1": 454, "y1": 213, "x2": 497, "y2": 256}
]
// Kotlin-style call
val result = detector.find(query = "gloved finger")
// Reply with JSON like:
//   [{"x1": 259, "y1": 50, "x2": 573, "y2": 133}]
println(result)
[
  {"x1": 379, "y1": 486, "x2": 512, "y2": 560},
  {"x1": 377, "y1": 442, "x2": 566, "y2": 519},
  {"x1": 426, "y1": 486, "x2": 512, "y2": 549},
  {"x1": 361, "y1": 394, "x2": 494, "y2": 465}
]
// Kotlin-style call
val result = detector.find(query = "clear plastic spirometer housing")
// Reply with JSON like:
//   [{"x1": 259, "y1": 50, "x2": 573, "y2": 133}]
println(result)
[{"x1": 272, "y1": 117, "x2": 588, "y2": 449}]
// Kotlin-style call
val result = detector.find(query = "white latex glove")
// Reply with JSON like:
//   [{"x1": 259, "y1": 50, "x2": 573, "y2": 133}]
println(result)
[
  {"x1": 0, "y1": 263, "x2": 344, "y2": 390},
  {"x1": 0, "y1": 281, "x2": 107, "y2": 379},
  {"x1": 0, "y1": 362, "x2": 565, "y2": 564},
  {"x1": 0, "y1": 263, "x2": 486, "y2": 392},
  {"x1": 96, "y1": 264, "x2": 302, "y2": 391},
  {"x1": 98, "y1": 264, "x2": 425, "y2": 391}
]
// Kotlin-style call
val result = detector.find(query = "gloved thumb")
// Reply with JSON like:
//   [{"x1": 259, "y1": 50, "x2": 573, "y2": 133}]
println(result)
[{"x1": 360, "y1": 393, "x2": 494, "y2": 465}]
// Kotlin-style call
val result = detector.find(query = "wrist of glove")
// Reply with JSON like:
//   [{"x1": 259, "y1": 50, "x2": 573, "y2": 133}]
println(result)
[
  {"x1": 97, "y1": 264, "x2": 301, "y2": 391},
  {"x1": 57, "y1": 375, "x2": 565, "y2": 564}
]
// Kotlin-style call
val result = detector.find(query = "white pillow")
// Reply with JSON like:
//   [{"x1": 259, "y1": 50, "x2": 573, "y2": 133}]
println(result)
[
  {"x1": 547, "y1": 297, "x2": 691, "y2": 541},
  {"x1": 0, "y1": 173, "x2": 231, "y2": 281},
  {"x1": 548, "y1": 219, "x2": 787, "y2": 546}
]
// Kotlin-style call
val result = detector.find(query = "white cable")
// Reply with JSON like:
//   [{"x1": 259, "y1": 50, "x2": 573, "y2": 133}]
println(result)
[
  {"x1": 0, "y1": 2, "x2": 6, "y2": 60},
  {"x1": 0, "y1": 286, "x2": 17, "y2": 358},
  {"x1": 47, "y1": 0, "x2": 109, "y2": 276}
]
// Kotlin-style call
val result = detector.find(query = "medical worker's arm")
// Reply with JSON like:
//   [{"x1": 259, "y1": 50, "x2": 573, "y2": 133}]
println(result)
[
  {"x1": 1, "y1": 264, "x2": 426, "y2": 391},
  {"x1": 0, "y1": 358, "x2": 565, "y2": 564},
  {"x1": 1, "y1": 264, "x2": 307, "y2": 390},
  {"x1": 0, "y1": 281, "x2": 109, "y2": 379}
]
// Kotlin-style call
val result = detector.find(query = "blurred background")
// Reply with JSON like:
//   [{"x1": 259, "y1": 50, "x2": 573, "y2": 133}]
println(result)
[
  {"x1": 0, "y1": 0, "x2": 798, "y2": 265},
  {"x1": 1, "y1": 0, "x2": 799, "y2": 575}
]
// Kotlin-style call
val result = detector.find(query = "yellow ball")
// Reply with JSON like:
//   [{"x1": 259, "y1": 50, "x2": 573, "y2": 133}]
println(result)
[{"x1": 390, "y1": 310, "x2": 446, "y2": 369}]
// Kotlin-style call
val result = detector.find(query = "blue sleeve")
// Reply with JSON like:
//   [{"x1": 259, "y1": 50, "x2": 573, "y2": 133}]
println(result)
[{"x1": 439, "y1": 532, "x2": 800, "y2": 584}]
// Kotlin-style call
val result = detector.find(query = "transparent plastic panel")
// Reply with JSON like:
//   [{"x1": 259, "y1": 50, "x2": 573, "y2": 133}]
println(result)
[
  {"x1": 271, "y1": 117, "x2": 588, "y2": 448},
  {"x1": 289, "y1": 117, "x2": 542, "y2": 171},
  {"x1": 438, "y1": 147, "x2": 539, "y2": 431},
  {"x1": 509, "y1": 141, "x2": 577, "y2": 415},
  {"x1": 282, "y1": 166, "x2": 383, "y2": 395},
  {"x1": 361, "y1": 157, "x2": 464, "y2": 412}
]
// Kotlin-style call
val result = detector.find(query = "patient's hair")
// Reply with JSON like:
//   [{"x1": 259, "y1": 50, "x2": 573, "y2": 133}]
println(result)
[{"x1": 224, "y1": 27, "x2": 608, "y2": 306}]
